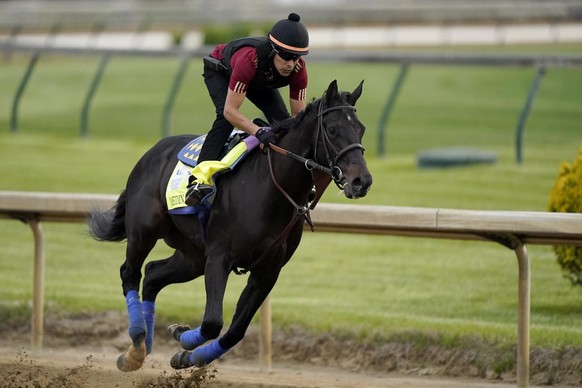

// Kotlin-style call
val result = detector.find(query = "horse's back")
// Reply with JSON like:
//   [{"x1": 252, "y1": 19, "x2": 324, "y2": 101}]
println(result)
[
  {"x1": 124, "y1": 135, "x2": 199, "y2": 226},
  {"x1": 128, "y1": 135, "x2": 197, "y2": 184}
]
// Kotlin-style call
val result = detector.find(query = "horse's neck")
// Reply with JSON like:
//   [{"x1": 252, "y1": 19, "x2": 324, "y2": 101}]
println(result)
[
  {"x1": 268, "y1": 120, "x2": 317, "y2": 196},
  {"x1": 278, "y1": 118, "x2": 315, "y2": 159}
]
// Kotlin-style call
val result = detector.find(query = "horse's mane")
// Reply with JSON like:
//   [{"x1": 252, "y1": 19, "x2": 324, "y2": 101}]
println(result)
[
  {"x1": 272, "y1": 89, "x2": 352, "y2": 136},
  {"x1": 271, "y1": 98, "x2": 317, "y2": 135}
]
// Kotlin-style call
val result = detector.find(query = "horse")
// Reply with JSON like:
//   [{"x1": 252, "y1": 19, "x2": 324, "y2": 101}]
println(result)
[{"x1": 88, "y1": 79, "x2": 373, "y2": 372}]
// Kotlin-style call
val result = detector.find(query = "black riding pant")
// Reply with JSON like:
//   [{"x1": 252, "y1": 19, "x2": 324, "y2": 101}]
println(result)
[{"x1": 198, "y1": 66, "x2": 290, "y2": 163}]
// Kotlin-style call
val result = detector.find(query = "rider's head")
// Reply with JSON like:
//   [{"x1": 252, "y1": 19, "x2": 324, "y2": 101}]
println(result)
[{"x1": 268, "y1": 13, "x2": 309, "y2": 62}]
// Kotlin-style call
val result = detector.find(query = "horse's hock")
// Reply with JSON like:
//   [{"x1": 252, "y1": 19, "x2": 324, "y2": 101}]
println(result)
[{"x1": 417, "y1": 147, "x2": 498, "y2": 169}]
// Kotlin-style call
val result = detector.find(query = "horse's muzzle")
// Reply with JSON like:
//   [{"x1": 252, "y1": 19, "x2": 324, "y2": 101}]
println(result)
[{"x1": 342, "y1": 173, "x2": 373, "y2": 199}]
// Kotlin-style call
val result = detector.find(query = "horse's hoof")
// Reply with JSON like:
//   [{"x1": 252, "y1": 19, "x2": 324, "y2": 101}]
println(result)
[
  {"x1": 116, "y1": 343, "x2": 146, "y2": 372},
  {"x1": 117, "y1": 353, "x2": 131, "y2": 372},
  {"x1": 168, "y1": 323, "x2": 191, "y2": 342},
  {"x1": 170, "y1": 350, "x2": 193, "y2": 370}
]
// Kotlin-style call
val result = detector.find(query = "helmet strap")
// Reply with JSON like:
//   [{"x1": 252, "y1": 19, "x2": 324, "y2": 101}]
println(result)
[{"x1": 268, "y1": 42, "x2": 277, "y2": 59}]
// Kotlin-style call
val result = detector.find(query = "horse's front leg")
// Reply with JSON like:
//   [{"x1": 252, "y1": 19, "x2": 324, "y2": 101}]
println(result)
[
  {"x1": 219, "y1": 268, "x2": 280, "y2": 349},
  {"x1": 170, "y1": 250, "x2": 231, "y2": 369},
  {"x1": 141, "y1": 249, "x2": 205, "y2": 355},
  {"x1": 172, "y1": 267, "x2": 280, "y2": 368}
]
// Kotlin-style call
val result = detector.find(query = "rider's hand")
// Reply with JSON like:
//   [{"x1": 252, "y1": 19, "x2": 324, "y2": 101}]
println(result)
[{"x1": 255, "y1": 127, "x2": 277, "y2": 146}]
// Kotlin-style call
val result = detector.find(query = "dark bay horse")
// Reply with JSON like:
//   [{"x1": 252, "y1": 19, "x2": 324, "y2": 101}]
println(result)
[{"x1": 88, "y1": 80, "x2": 372, "y2": 371}]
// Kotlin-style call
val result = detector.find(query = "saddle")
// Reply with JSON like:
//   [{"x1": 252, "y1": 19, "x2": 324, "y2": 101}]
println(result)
[{"x1": 166, "y1": 131, "x2": 257, "y2": 215}]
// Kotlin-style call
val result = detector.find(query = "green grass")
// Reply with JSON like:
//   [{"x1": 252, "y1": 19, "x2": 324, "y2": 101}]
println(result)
[{"x1": 1, "y1": 46, "x2": 582, "y2": 351}]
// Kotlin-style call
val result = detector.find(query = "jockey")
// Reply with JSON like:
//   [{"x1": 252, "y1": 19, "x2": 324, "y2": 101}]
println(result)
[{"x1": 185, "y1": 13, "x2": 310, "y2": 206}]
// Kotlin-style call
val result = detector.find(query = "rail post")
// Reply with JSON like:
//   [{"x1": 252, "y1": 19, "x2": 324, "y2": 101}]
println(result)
[
  {"x1": 259, "y1": 295, "x2": 272, "y2": 372},
  {"x1": 10, "y1": 52, "x2": 40, "y2": 133},
  {"x1": 515, "y1": 243, "x2": 531, "y2": 387},
  {"x1": 80, "y1": 54, "x2": 110, "y2": 137},
  {"x1": 515, "y1": 67, "x2": 545, "y2": 164},
  {"x1": 161, "y1": 56, "x2": 190, "y2": 137},
  {"x1": 377, "y1": 64, "x2": 409, "y2": 157},
  {"x1": 30, "y1": 216, "x2": 45, "y2": 351}
]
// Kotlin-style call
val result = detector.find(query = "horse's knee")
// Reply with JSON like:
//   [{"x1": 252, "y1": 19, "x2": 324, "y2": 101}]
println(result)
[{"x1": 201, "y1": 320, "x2": 223, "y2": 340}]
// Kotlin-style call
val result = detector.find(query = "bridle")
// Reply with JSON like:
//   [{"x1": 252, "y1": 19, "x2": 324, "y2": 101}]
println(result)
[
  {"x1": 269, "y1": 99, "x2": 365, "y2": 190},
  {"x1": 232, "y1": 100, "x2": 364, "y2": 275},
  {"x1": 314, "y1": 100, "x2": 365, "y2": 188}
]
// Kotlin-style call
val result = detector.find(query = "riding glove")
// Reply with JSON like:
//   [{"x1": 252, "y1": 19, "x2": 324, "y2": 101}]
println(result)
[{"x1": 255, "y1": 127, "x2": 277, "y2": 146}]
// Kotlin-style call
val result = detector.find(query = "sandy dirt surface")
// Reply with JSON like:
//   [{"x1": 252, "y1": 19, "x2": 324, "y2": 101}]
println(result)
[
  {"x1": 0, "y1": 312, "x2": 577, "y2": 387},
  {"x1": 0, "y1": 344, "x2": 518, "y2": 388}
]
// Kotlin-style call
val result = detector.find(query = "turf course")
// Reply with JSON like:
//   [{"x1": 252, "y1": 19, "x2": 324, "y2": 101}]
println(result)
[{"x1": 1, "y1": 46, "x2": 581, "y2": 356}]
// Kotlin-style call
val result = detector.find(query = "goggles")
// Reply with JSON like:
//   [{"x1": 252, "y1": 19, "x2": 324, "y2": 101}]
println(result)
[{"x1": 275, "y1": 49, "x2": 302, "y2": 62}]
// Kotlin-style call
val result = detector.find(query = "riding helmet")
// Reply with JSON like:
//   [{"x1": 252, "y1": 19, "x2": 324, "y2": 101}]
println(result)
[{"x1": 268, "y1": 13, "x2": 309, "y2": 56}]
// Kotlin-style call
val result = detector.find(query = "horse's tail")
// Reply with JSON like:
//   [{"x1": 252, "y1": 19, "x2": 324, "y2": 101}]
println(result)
[{"x1": 88, "y1": 190, "x2": 127, "y2": 242}]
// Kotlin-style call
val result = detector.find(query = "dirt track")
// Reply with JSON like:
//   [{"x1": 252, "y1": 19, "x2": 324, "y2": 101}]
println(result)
[
  {"x1": 0, "y1": 312, "x2": 577, "y2": 387},
  {"x1": 0, "y1": 344, "x2": 519, "y2": 388}
]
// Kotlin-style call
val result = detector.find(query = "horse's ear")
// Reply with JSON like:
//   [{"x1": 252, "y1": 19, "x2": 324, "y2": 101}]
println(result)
[
  {"x1": 348, "y1": 80, "x2": 364, "y2": 106},
  {"x1": 325, "y1": 80, "x2": 339, "y2": 104}
]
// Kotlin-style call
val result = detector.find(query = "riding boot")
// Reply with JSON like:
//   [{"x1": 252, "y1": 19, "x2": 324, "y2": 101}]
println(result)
[{"x1": 185, "y1": 179, "x2": 213, "y2": 206}]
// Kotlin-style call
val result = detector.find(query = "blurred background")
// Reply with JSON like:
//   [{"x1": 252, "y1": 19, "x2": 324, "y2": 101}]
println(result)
[
  {"x1": 1, "y1": 0, "x2": 582, "y2": 49},
  {"x1": 1, "y1": 2, "x2": 582, "y2": 385}
]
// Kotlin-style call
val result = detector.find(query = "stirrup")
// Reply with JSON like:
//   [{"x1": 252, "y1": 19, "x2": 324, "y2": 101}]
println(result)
[{"x1": 185, "y1": 182, "x2": 213, "y2": 206}]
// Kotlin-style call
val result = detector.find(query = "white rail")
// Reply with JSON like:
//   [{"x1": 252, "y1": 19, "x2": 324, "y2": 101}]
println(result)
[{"x1": 1, "y1": 191, "x2": 582, "y2": 387}]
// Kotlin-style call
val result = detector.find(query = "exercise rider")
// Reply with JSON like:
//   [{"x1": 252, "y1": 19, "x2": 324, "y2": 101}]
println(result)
[{"x1": 185, "y1": 13, "x2": 310, "y2": 206}]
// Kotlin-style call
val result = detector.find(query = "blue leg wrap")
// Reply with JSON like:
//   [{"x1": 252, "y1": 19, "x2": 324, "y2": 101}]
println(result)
[
  {"x1": 142, "y1": 300, "x2": 155, "y2": 354},
  {"x1": 180, "y1": 326, "x2": 206, "y2": 350},
  {"x1": 125, "y1": 290, "x2": 146, "y2": 340},
  {"x1": 189, "y1": 338, "x2": 229, "y2": 367}
]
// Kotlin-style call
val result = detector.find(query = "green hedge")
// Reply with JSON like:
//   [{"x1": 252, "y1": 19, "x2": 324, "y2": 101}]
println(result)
[{"x1": 548, "y1": 148, "x2": 582, "y2": 285}]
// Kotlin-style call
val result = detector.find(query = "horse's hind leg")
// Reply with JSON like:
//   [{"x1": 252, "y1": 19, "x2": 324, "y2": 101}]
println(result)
[
  {"x1": 117, "y1": 236, "x2": 158, "y2": 372},
  {"x1": 141, "y1": 248, "x2": 205, "y2": 354}
]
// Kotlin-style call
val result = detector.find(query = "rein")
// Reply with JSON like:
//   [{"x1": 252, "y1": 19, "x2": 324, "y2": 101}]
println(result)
[
  {"x1": 268, "y1": 143, "x2": 332, "y2": 175},
  {"x1": 233, "y1": 101, "x2": 363, "y2": 275}
]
